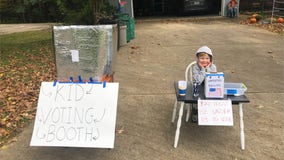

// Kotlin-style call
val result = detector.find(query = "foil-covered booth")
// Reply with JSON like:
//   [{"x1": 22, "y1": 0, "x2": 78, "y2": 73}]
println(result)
[{"x1": 53, "y1": 25, "x2": 117, "y2": 82}]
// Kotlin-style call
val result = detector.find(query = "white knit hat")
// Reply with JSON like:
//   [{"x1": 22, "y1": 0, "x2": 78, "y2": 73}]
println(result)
[
  {"x1": 195, "y1": 45, "x2": 213, "y2": 62},
  {"x1": 196, "y1": 46, "x2": 213, "y2": 56}
]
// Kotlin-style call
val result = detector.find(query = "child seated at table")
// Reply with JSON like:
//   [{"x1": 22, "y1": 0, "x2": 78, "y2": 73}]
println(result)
[
  {"x1": 193, "y1": 45, "x2": 217, "y2": 85},
  {"x1": 192, "y1": 46, "x2": 217, "y2": 122}
]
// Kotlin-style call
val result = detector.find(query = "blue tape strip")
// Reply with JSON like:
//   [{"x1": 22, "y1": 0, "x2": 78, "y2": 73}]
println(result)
[
  {"x1": 53, "y1": 77, "x2": 106, "y2": 88},
  {"x1": 103, "y1": 81, "x2": 106, "y2": 88},
  {"x1": 59, "y1": 82, "x2": 74, "y2": 84},
  {"x1": 89, "y1": 81, "x2": 102, "y2": 84},
  {"x1": 76, "y1": 82, "x2": 86, "y2": 84},
  {"x1": 78, "y1": 75, "x2": 82, "y2": 82},
  {"x1": 53, "y1": 80, "x2": 57, "y2": 86}
]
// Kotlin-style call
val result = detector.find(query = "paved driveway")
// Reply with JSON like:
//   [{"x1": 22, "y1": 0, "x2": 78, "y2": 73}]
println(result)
[{"x1": 0, "y1": 17, "x2": 284, "y2": 160}]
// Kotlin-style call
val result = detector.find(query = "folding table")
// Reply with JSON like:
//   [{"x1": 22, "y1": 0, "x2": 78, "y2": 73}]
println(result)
[{"x1": 173, "y1": 81, "x2": 250, "y2": 149}]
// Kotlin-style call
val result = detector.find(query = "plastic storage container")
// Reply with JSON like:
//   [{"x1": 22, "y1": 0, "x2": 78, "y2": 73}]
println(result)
[
  {"x1": 115, "y1": 14, "x2": 135, "y2": 42},
  {"x1": 119, "y1": 25, "x2": 127, "y2": 46},
  {"x1": 128, "y1": 18, "x2": 135, "y2": 41},
  {"x1": 224, "y1": 83, "x2": 247, "y2": 96}
]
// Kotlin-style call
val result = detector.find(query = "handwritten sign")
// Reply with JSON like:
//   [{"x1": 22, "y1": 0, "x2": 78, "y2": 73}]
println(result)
[
  {"x1": 30, "y1": 82, "x2": 119, "y2": 148},
  {"x1": 198, "y1": 99, "x2": 233, "y2": 126}
]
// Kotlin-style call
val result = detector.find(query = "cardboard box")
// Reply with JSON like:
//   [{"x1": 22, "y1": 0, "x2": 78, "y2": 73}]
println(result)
[{"x1": 205, "y1": 72, "x2": 224, "y2": 98}]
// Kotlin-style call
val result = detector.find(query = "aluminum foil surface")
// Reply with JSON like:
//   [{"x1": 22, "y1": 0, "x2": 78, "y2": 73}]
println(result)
[{"x1": 53, "y1": 25, "x2": 117, "y2": 82}]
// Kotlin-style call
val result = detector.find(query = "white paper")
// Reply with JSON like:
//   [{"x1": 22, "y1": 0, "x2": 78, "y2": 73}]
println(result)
[
  {"x1": 30, "y1": 82, "x2": 119, "y2": 148},
  {"x1": 205, "y1": 72, "x2": 224, "y2": 98},
  {"x1": 70, "y1": 50, "x2": 79, "y2": 62},
  {"x1": 198, "y1": 99, "x2": 233, "y2": 126}
]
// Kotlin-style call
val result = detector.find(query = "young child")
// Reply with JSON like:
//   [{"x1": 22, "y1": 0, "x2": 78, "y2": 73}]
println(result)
[
  {"x1": 191, "y1": 46, "x2": 217, "y2": 123},
  {"x1": 193, "y1": 45, "x2": 217, "y2": 85}
]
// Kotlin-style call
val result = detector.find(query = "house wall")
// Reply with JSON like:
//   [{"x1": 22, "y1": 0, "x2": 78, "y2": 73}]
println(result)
[
  {"x1": 109, "y1": 0, "x2": 275, "y2": 18},
  {"x1": 110, "y1": 0, "x2": 278, "y2": 18}
]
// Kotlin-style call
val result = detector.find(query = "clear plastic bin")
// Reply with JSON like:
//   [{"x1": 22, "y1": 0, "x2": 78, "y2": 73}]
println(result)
[{"x1": 224, "y1": 83, "x2": 247, "y2": 96}]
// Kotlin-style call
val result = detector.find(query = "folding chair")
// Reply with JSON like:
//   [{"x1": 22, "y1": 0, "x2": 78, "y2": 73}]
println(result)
[{"x1": 172, "y1": 61, "x2": 196, "y2": 123}]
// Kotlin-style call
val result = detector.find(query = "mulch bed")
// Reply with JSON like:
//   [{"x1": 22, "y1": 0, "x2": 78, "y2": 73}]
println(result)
[{"x1": 238, "y1": 14, "x2": 284, "y2": 34}]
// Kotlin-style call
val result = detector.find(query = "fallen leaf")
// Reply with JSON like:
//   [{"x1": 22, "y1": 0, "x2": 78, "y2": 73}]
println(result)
[
  {"x1": 116, "y1": 126, "x2": 125, "y2": 134},
  {"x1": 1, "y1": 145, "x2": 7, "y2": 150},
  {"x1": 258, "y1": 105, "x2": 264, "y2": 109},
  {"x1": 131, "y1": 46, "x2": 140, "y2": 49},
  {"x1": 116, "y1": 129, "x2": 125, "y2": 134}
]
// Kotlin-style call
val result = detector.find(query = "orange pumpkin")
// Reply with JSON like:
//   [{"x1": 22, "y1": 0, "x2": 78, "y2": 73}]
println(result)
[
  {"x1": 277, "y1": 17, "x2": 284, "y2": 23},
  {"x1": 250, "y1": 17, "x2": 257, "y2": 23}
]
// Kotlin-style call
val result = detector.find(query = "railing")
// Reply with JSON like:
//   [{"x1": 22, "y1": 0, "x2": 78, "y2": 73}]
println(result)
[{"x1": 271, "y1": 0, "x2": 284, "y2": 23}]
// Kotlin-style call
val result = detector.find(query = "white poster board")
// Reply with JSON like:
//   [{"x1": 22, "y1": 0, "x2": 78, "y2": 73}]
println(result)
[
  {"x1": 198, "y1": 99, "x2": 233, "y2": 126},
  {"x1": 30, "y1": 82, "x2": 119, "y2": 148}
]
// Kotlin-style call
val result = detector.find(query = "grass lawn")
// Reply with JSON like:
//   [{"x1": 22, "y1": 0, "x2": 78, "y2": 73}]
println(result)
[{"x1": 0, "y1": 29, "x2": 56, "y2": 147}]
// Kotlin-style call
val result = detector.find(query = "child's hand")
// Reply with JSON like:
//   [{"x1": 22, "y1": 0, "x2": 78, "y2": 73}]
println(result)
[
  {"x1": 199, "y1": 61, "x2": 211, "y2": 68},
  {"x1": 204, "y1": 62, "x2": 211, "y2": 68}
]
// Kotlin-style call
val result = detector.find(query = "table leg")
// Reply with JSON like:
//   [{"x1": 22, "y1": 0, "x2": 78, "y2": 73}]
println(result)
[
  {"x1": 185, "y1": 104, "x2": 191, "y2": 122},
  {"x1": 172, "y1": 99, "x2": 178, "y2": 123},
  {"x1": 174, "y1": 102, "x2": 184, "y2": 148},
  {"x1": 239, "y1": 103, "x2": 245, "y2": 150}
]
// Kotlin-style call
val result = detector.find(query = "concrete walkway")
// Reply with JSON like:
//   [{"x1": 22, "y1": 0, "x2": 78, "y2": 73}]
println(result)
[{"x1": 0, "y1": 17, "x2": 283, "y2": 160}]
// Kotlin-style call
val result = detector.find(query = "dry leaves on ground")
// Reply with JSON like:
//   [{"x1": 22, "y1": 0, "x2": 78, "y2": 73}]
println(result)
[
  {"x1": 0, "y1": 46, "x2": 56, "y2": 147},
  {"x1": 239, "y1": 18, "x2": 284, "y2": 34}
]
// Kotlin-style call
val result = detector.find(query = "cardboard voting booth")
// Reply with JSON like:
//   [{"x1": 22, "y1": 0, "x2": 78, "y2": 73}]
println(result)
[
  {"x1": 53, "y1": 25, "x2": 117, "y2": 82},
  {"x1": 204, "y1": 72, "x2": 224, "y2": 98},
  {"x1": 31, "y1": 25, "x2": 119, "y2": 148}
]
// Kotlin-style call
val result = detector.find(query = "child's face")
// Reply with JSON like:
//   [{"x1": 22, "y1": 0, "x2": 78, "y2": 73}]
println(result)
[{"x1": 198, "y1": 54, "x2": 211, "y2": 68}]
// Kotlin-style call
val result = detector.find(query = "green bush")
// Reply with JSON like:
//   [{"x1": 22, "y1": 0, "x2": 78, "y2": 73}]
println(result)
[{"x1": 255, "y1": 14, "x2": 263, "y2": 21}]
